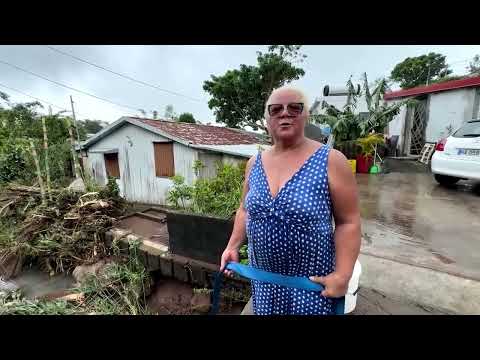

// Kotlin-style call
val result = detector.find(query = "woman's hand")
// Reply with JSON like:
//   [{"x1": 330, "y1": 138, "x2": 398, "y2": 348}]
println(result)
[
  {"x1": 220, "y1": 246, "x2": 240, "y2": 277},
  {"x1": 309, "y1": 272, "x2": 350, "y2": 298}
]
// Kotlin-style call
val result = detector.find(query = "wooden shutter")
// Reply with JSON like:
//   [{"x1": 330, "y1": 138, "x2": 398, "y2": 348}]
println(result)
[
  {"x1": 104, "y1": 153, "x2": 120, "y2": 178},
  {"x1": 154, "y1": 142, "x2": 174, "y2": 177}
]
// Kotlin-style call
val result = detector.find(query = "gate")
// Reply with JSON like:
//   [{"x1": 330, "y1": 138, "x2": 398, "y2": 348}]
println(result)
[{"x1": 403, "y1": 99, "x2": 428, "y2": 156}]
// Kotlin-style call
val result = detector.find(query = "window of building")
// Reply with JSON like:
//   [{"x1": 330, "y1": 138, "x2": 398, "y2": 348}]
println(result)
[{"x1": 153, "y1": 142, "x2": 174, "y2": 177}]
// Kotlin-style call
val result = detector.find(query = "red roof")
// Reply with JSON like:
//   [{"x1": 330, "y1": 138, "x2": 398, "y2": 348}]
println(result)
[
  {"x1": 137, "y1": 118, "x2": 264, "y2": 145},
  {"x1": 384, "y1": 76, "x2": 480, "y2": 100}
]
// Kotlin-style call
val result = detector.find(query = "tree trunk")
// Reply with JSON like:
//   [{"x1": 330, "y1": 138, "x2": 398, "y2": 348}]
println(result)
[
  {"x1": 41, "y1": 116, "x2": 52, "y2": 198},
  {"x1": 29, "y1": 139, "x2": 46, "y2": 205},
  {"x1": 66, "y1": 118, "x2": 82, "y2": 179}
]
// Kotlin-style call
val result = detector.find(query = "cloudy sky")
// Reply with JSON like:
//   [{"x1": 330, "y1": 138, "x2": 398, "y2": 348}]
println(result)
[{"x1": 1, "y1": 45, "x2": 479, "y2": 124}]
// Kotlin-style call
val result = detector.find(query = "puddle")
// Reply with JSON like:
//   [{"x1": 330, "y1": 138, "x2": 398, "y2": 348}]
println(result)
[
  {"x1": 11, "y1": 267, "x2": 75, "y2": 299},
  {"x1": 358, "y1": 173, "x2": 480, "y2": 280},
  {"x1": 117, "y1": 213, "x2": 169, "y2": 246}
]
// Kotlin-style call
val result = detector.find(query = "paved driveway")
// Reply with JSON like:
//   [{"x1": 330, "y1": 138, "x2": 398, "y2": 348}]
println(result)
[{"x1": 357, "y1": 173, "x2": 480, "y2": 281}]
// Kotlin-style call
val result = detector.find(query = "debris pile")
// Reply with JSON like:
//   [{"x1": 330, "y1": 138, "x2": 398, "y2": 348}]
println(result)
[{"x1": 0, "y1": 181, "x2": 126, "y2": 279}]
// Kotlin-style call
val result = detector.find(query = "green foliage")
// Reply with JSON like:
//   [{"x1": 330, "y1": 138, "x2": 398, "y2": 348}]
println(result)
[
  {"x1": 313, "y1": 73, "x2": 411, "y2": 146},
  {"x1": 0, "y1": 142, "x2": 28, "y2": 183},
  {"x1": 268, "y1": 45, "x2": 307, "y2": 63},
  {"x1": 192, "y1": 160, "x2": 206, "y2": 177},
  {"x1": 177, "y1": 112, "x2": 196, "y2": 124},
  {"x1": 239, "y1": 244, "x2": 248, "y2": 265},
  {"x1": 98, "y1": 176, "x2": 121, "y2": 199},
  {"x1": 356, "y1": 133, "x2": 385, "y2": 157},
  {"x1": 467, "y1": 54, "x2": 480, "y2": 75},
  {"x1": 0, "y1": 291, "x2": 78, "y2": 315},
  {"x1": 166, "y1": 175, "x2": 192, "y2": 209},
  {"x1": 191, "y1": 162, "x2": 245, "y2": 218},
  {"x1": 390, "y1": 52, "x2": 452, "y2": 89},
  {"x1": 0, "y1": 97, "x2": 77, "y2": 185},
  {"x1": 76, "y1": 119, "x2": 104, "y2": 141},
  {"x1": 76, "y1": 240, "x2": 150, "y2": 315},
  {"x1": 203, "y1": 45, "x2": 306, "y2": 132},
  {"x1": 167, "y1": 161, "x2": 246, "y2": 219}
]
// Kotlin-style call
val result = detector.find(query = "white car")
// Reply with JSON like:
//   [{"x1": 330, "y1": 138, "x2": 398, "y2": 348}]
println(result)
[{"x1": 431, "y1": 119, "x2": 480, "y2": 185}]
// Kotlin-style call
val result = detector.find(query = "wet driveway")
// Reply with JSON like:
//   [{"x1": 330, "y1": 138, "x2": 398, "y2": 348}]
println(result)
[{"x1": 357, "y1": 173, "x2": 480, "y2": 281}]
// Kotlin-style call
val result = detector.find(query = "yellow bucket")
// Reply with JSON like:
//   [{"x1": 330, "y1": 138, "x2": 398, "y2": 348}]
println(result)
[{"x1": 348, "y1": 160, "x2": 356, "y2": 174}]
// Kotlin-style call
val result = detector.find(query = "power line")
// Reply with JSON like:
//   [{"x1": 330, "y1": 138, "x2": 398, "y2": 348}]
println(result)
[
  {"x1": 45, "y1": 45, "x2": 204, "y2": 103},
  {"x1": 0, "y1": 82, "x2": 90, "y2": 119},
  {"x1": 0, "y1": 82, "x2": 68, "y2": 112},
  {"x1": 0, "y1": 58, "x2": 143, "y2": 113}
]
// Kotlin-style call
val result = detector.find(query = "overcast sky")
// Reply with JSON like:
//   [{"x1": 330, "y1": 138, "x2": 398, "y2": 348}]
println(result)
[{"x1": 1, "y1": 45, "x2": 479, "y2": 124}]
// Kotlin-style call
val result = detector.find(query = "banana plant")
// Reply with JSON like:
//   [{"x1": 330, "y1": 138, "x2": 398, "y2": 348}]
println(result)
[
  {"x1": 313, "y1": 73, "x2": 413, "y2": 143},
  {"x1": 359, "y1": 73, "x2": 412, "y2": 136}
]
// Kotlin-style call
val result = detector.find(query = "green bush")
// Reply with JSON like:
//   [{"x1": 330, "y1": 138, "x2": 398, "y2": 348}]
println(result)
[
  {"x1": 167, "y1": 161, "x2": 246, "y2": 219},
  {"x1": 166, "y1": 175, "x2": 192, "y2": 209}
]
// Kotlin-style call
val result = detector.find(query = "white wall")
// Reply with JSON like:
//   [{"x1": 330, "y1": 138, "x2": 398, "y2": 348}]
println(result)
[
  {"x1": 86, "y1": 123, "x2": 197, "y2": 205},
  {"x1": 427, "y1": 88, "x2": 477, "y2": 141},
  {"x1": 387, "y1": 101, "x2": 407, "y2": 153}
]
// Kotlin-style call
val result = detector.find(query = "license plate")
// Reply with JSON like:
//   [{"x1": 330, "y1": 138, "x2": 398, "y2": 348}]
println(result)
[{"x1": 458, "y1": 148, "x2": 480, "y2": 156}]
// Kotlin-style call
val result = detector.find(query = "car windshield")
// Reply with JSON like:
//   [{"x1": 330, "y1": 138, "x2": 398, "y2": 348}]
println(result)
[{"x1": 453, "y1": 121, "x2": 480, "y2": 138}]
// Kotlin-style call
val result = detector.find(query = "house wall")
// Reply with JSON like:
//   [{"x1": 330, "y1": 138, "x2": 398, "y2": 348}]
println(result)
[
  {"x1": 426, "y1": 88, "x2": 478, "y2": 141},
  {"x1": 85, "y1": 123, "x2": 197, "y2": 205},
  {"x1": 387, "y1": 102, "x2": 408, "y2": 153},
  {"x1": 197, "y1": 151, "x2": 247, "y2": 179}
]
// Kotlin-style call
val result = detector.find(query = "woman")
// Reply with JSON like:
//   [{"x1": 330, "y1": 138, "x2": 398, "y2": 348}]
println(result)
[{"x1": 220, "y1": 86, "x2": 361, "y2": 315}]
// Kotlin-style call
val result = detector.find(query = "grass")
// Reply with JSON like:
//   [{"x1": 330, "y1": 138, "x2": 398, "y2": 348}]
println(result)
[
  {"x1": 73, "y1": 239, "x2": 151, "y2": 315},
  {"x1": 0, "y1": 291, "x2": 78, "y2": 315}
]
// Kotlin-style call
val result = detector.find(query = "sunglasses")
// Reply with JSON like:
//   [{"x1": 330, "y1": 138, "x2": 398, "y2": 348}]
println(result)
[{"x1": 267, "y1": 102, "x2": 304, "y2": 117}]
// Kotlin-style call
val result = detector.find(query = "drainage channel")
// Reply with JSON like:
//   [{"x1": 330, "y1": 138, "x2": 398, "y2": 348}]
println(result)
[{"x1": 111, "y1": 207, "x2": 250, "y2": 315}]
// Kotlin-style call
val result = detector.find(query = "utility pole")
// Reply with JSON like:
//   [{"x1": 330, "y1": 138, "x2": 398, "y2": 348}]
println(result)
[
  {"x1": 70, "y1": 95, "x2": 81, "y2": 143},
  {"x1": 48, "y1": 105, "x2": 52, "y2": 116}
]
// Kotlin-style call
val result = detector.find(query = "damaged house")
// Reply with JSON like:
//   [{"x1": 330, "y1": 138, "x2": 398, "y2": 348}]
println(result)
[{"x1": 79, "y1": 117, "x2": 269, "y2": 205}]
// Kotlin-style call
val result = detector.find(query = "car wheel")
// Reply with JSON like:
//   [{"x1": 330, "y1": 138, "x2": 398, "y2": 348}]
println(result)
[{"x1": 434, "y1": 174, "x2": 460, "y2": 186}]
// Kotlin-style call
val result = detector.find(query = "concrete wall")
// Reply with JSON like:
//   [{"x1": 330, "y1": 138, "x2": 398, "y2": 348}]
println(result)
[
  {"x1": 85, "y1": 123, "x2": 197, "y2": 205},
  {"x1": 426, "y1": 88, "x2": 478, "y2": 142}
]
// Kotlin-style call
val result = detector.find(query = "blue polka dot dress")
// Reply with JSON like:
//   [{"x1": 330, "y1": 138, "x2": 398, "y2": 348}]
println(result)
[{"x1": 244, "y1": 145, "x2": 335, "y2": 315}]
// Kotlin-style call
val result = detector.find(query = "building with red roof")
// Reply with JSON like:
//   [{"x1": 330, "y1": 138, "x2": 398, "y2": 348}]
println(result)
[
  {"x1": 80, "y1": 117, "x2": 269, "y2": 205},
  {"x1": 384, "y1": 76, "x2": 480, "y2": 156}
]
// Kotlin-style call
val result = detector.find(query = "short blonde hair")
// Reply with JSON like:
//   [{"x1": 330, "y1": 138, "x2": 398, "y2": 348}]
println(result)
[{"x1": 264, "y1": 86, "x2": 310, "y2": 119}]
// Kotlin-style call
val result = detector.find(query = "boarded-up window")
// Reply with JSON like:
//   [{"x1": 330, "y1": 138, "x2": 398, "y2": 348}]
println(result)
[
  {"x1": 154, "y1": 142, "x2": 174, "y2": 177},
  {"x1": 104, "y1": 152, "x2": 120, "y2": 179}
]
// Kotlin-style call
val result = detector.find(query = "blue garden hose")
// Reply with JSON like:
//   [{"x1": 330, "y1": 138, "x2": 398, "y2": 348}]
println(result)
[{"x1": 210, "y1": 262, "x2": 345, "y2": 315}]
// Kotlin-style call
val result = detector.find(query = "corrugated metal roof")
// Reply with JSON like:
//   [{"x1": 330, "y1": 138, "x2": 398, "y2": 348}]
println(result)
[
  {"x1": 138, "y1": 118, "x2": 264, "y2": 145},
  {"x1": 384, "y1": 76, "x2": 480, "y2": 100},
  {"x1": 81, "y1": 116, "x2": 269, "y2": 150}
]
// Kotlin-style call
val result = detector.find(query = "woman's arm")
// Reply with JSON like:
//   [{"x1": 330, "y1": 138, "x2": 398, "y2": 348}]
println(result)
[
  {"x1": 310, "y1": 149, "x2": 361, "y2": 297},
  {"x1": 220, "y1": 156, "x2": 255, "y2": 273}
]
